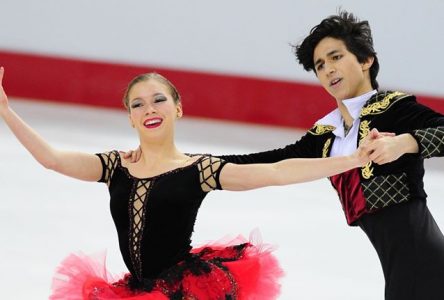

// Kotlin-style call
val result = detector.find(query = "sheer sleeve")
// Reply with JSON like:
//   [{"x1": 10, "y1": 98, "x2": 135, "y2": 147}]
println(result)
[
  {"x1": 197, "y1": 155, "x2": 227, "y2": 192},
  {"x1": 95, "y1": 150, "x2": 120, "y2": 186}
]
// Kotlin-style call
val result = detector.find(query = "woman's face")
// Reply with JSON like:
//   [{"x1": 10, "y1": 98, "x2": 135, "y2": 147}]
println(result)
[{"x1": 127, "y1": 79, "x2": 182, "y2": 139}]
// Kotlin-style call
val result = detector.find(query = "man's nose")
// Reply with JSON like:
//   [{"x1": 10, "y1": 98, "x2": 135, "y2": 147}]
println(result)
[{"x1": 325, "y1": 62, "x2": 336, "y2": 75}]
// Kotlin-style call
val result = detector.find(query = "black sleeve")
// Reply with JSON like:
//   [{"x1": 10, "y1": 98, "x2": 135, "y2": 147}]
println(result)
[
  {"x1": 218, "y1": 130, "x2": 318, "y2": 164},
  {"x1": 388, "y1": 97, "x2": 444, "y2": 158},
  {"x1": 95, "y1": 150, "x2": 120, "y2": 185},
  {"x1": 196, "y1": 155, "x2": 228, "y2": 192}
]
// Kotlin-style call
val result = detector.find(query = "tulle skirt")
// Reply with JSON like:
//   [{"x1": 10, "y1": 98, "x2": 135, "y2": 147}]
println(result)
[{"x1": 49, "y1": 235, "x2": 283, "y2": 299}]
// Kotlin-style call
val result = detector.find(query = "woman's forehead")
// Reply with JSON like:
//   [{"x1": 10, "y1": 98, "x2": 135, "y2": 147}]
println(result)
[{"x1": 130, "y1": 80, "x2": 169, "y2": 97}]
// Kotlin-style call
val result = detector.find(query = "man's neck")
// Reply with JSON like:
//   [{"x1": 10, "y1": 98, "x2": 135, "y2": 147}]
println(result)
[
  {"x1": 335, "y1": 89, "x2": 376, "y2": 127},
  {"x1": 337, "y1": 101, "x2": 354, "y2": 128}
]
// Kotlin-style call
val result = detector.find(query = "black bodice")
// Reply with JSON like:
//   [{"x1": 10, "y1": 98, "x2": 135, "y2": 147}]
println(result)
[{"x1": 96, "y1": 151, "x2": 225, "y2": 280}]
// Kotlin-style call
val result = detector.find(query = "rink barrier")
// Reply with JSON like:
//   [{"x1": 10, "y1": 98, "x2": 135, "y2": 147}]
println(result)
[{"x1": 1, "y1": 50, "x2": 444, "y2": 129}]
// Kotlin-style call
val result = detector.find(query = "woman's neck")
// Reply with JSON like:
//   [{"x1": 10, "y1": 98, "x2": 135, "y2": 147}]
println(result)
[{"x1": 138, "y1": 136, "x2": 192, "y2": 169}]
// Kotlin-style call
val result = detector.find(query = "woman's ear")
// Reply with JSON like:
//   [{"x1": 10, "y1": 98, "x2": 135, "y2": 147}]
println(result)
[{"x1": 176, "y1": 102, "x2": 183, "y2": 118}]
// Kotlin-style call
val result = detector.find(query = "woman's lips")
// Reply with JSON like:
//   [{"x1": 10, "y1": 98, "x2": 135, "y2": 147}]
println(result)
[{"x1": 143, "y1": 117, "x2": 163, "y2": 128}]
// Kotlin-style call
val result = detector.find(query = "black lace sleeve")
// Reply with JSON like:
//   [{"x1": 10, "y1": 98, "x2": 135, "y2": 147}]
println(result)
[
  {"x1": 95, "y1": 150, "x2": 120, "y2": 186},
  {"x1": 197, "y1": 155, "x2": 227, "y2": 192}
]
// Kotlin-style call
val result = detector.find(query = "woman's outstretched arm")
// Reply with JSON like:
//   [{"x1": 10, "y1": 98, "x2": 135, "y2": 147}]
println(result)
[
  {"x1": 219, "y1": 148, "x2": 368, "y2": 191},
  {"x1": 0, "y1": 67, "x2": 102, "y2": 181}
]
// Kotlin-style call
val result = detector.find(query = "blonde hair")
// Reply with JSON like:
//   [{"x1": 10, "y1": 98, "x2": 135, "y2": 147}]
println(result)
[{"x1": 123, "y1": 73, "x2": 181, "y2": 110}]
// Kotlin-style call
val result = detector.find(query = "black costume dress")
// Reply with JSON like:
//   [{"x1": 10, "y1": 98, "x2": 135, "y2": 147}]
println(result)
[
  {"x1": 49, "y1": 152, "x2": 283, "y2": 300},
  {"x1": 222, "y1": 91, "x2": 444, "y2": 300}
]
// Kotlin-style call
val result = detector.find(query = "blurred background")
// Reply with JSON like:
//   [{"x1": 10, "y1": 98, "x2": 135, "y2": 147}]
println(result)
[
  {"x1": 1, "y1": 0, "x2": 444, "y2": 127},
  {"x1": 1, "y1": 1, "x2": 443, "y2": 299}
]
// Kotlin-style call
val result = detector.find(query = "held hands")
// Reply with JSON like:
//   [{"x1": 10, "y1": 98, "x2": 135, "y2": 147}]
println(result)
[
  {"x1": 354, "y1": 128, "x2": 396, "y2": 166},
  {"x1": 0, "y1": 67, "x2": 10, "y2": 117},
  {"x1": 359, "y1": 128, "x2": 417, "y2": 165}
]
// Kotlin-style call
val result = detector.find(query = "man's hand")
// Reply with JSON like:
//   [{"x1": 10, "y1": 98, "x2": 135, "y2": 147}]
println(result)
[
  {"x1": 364, "y1": 129, "x2": 419, "y2": 165},
  {"x1": 120, "y1": 146, "x2": 142, "y2": 163}
]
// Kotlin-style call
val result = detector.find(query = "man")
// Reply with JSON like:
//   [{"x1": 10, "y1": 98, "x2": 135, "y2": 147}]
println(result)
[
  {"x1": 126, "y1": 11, "x2": 444, "y2": 299},
  {"x1": 223, "y1": 11, "x2": 444, "y2": 299}
]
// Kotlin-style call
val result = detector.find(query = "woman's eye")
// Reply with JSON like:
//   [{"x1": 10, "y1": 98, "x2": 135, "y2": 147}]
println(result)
[
  {"x1": 154, "y1": 97, "x2": 167, "y2": 103},
  {"x1": 131, "y1": 103, "x2": 142, "y2": 109},
  {"x1": 316, "y1": 63, "x2": 324, "y2": 71}
]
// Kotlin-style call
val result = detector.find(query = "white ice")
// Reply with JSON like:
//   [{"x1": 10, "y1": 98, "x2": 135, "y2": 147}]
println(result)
[{"x1": 1, "y1": 99, "x2": 443, "y2": 299}]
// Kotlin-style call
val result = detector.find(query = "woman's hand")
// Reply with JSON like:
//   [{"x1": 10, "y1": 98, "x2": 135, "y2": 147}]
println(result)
[
  {"x1": 353, "y1": 141, "x2": 371, "y2": 167},
  {"x1": 357, "y1": 128, "x2": 415, "y2": 165},
  {"x1": 354, "y1": 128, "x2": 391, "y2": 166},
  {"x1": 0, "y1": 67, "x2": 10, "y2": 117}
]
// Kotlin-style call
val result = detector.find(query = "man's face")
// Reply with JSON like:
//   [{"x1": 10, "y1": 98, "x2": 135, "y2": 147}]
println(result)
[{"x1": 313, "y1": 37, "x2": 374, "y2": 101}]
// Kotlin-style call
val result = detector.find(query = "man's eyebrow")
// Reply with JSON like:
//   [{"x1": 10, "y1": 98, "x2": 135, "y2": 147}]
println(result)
[
  {"x1": 314, "y1": 58, "x2": 324, "y2": 68},
  {"x1": 314, "y1": 49, "x2": 341, "y2": 67}
]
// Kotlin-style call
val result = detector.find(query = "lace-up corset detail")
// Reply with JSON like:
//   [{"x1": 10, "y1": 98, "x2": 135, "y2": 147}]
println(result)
[
  {"x1": 128, "y1": 179, "x2": 153, "y2": 280},
  {"x1": 96, "y1": 151, "x2": 227, "y2": 280}
]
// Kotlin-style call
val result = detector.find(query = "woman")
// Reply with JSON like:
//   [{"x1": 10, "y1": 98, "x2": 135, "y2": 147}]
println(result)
[{"x1": 0, "y1": 67, "x2": 370, "y2": 299}]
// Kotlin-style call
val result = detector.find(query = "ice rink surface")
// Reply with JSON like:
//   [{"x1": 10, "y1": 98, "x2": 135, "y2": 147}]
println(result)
[{"x1": 1, "y1": 99, "x2": 443, "y2": 299}]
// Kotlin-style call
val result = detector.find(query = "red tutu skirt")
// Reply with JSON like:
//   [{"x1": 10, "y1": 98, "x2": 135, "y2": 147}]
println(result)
[{"x1": 49, "y1": 235, "x2": 283, "y2": 299}]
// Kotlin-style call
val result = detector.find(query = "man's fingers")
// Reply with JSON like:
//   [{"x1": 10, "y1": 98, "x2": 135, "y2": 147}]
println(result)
[
  {"x1": 120, "y1": 150, "x2": 133, "y2": 160},
  {"x1": 378, "y1": 132, "x2": 396, "y2": 138},
  {"x1": 130, "y1": 152, "x2": 137, "y2": 163},
  {"x1": 369, "y1": 128, "x2": 380, "y2": 139},
  {"x1": 368, "y1": 147, "x2": 384, "y2": 161}
]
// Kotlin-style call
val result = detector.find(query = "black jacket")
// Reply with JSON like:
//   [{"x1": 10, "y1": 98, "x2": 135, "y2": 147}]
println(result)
[{"x1": 221, "y1": 91, "x2": 444, "y2": 225}]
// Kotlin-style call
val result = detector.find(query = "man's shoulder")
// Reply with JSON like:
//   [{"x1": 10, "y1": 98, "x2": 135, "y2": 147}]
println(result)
[
  {"x1": 307, "y1": 124, "x2": 336, "y2": 136},
  {"x1": 361, "y1": 91, "x2": 415, "y2": 116}
]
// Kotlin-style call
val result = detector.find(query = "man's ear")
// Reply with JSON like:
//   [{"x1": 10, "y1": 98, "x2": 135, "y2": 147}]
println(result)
[{"x1": 362, "y1": 56, "x2": 375, "y2": 71}]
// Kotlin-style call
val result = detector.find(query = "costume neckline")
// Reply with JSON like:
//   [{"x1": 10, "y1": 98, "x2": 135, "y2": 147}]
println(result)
[{"x1": 116, "y1": 151, "x2": 205, "y2": 180}]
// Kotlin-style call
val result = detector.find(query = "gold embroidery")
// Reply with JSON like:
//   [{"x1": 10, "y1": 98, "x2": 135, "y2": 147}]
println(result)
[
  {"x1": 322, "y1": 138, "x2": 332, "y2": 158},
  {"x1": 362, "y1": 162, "x2": 374, "y2": 179},
  {"x1": 309, "y1": 124, "x2": 336, "y2": 135},
  {"x1": 358, "y1": 120, "x2": 371, "y2": 145},
  {"x1": 360, "y1": 91, "x2": 407, "y2": 116},
  {"x1": 358, "y1": 120, "x2": 374, "y2": 178}
]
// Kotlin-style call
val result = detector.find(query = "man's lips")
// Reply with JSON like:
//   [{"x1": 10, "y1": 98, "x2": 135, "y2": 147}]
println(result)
[
  {"x1": 143, "y1": 117, "x2": 163, "y2": 128},
  {"x1": 330, "y1": 78, "x2": 342, "y2": 87}
]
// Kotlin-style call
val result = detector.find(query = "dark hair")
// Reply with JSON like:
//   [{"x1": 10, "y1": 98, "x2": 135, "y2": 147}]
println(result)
[
  {"x1": 123, "y1": 73, "x2": 181, "y2": 111},
  {"x1": 294, "y1": 10, "x2": 379, "y2": 89}
]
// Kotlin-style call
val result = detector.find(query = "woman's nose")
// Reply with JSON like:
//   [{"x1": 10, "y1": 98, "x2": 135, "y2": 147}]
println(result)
[{"x1": 144, "y1": 104, "x2": 157, "y2": 115}]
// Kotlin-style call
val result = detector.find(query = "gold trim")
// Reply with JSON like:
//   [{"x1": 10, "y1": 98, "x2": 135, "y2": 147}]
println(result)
[
  {"x1": 360, "y1": 91, "x2": 408, "y2": 116},
  {"x1": 322, "y1": 138, "x2": 332, "y2": 158},
  {"x1": 358, "y1": 120, "x2": 371, "y2": 145},
  {"x1": 309, "y1": 124, "x2": 336, "y2": 135},
  {"x1": 362, "y1": 162, "x2": 374, "y2": 179},
  {"x1": 358, "y1": 120, "x2": 374, "y2": 178}
]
